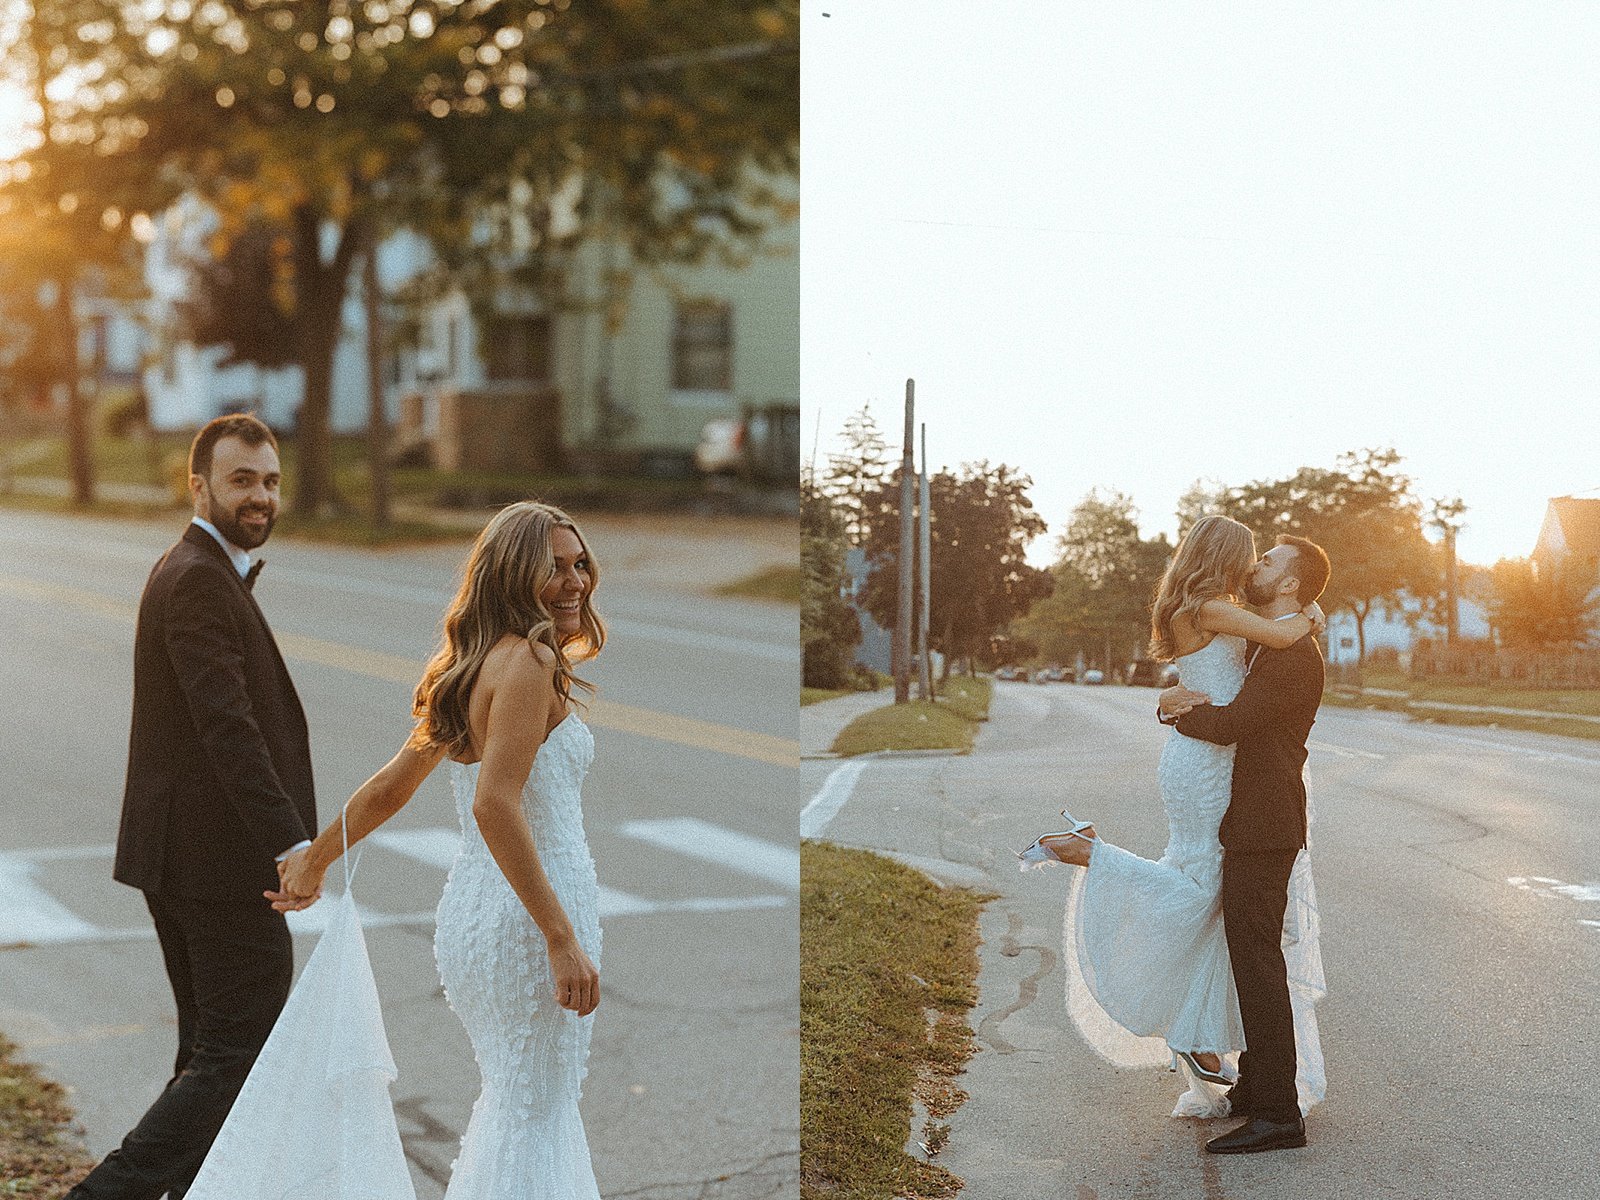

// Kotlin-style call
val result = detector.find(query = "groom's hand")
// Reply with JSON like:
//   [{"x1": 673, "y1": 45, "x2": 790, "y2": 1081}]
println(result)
[
  {"x1": 1159, "y1": 685, "x2": 1210, "y2": 718},
  {"x1": 265, "y1": 848, "x2": 323, "y2": 911}
]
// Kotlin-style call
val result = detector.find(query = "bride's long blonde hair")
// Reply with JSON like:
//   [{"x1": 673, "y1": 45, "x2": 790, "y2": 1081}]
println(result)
[
  {"x1": 1148, "y1": 515, "x2": 1256, "y2": 661},
  {"x1": 411, "y1": 501, "x2": 605, "y2": 757}
]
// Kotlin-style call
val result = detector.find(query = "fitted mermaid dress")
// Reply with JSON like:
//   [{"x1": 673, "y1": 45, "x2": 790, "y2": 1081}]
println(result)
[{"x1": 434, "y1": 712, "x2": 603, "y2": 1198}]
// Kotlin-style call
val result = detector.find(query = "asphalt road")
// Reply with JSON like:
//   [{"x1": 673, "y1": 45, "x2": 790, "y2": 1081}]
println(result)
[
  {"x1": 0, "y1": 508, "x2": 799, "y2": 1200},
  {"x1": 802, "y1": 680, "x2": 1600, "y2": 1200}
]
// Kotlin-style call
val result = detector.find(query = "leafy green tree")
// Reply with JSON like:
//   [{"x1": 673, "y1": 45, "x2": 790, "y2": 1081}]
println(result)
[
  {"x1": 801, "y1": 473, "x2": 861, "y2": 690},
  {"x1": 860, "y1": 461, "x2": 1051, "y2": 676},
  {"x1": 1485, "y1": 558, "x2": 1599, "y2": 649},
  {"x1": 1210, "y1": 448, "x2": 1440, "y2": 661},
  {"x1": 1018, "y1": 491, "x2": 1172, "y2": 672},
  {"x1": 6, "y1": 0, "x2": 798, "y2": 514}
]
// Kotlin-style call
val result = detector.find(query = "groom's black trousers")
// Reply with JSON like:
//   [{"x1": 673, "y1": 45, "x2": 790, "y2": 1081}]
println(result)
[
  {"x1": 1221, "y1": 848, "x2": 1301, "y2": 1125},
  {"x1": 67, "y1": 893, "x2": 291, "y2": 1200}
]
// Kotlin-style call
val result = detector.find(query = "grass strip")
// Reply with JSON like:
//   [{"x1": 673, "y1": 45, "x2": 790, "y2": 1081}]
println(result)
[
  {"x1": 1323, "y1": 689, "x2": 1600, "y2": 741},
  {"x1": 829, "y1": 678, "x2": 991, "y2": 757},
  {"x1": 802, "y1": 687, "x2": 852, "y2": 707},
  {"x1": 714, "y1": 562, "x2": 802, "y2": 603},
  {"x1": 800, "y1": 842, "x2": 995, "y2": 1200},
  {"x1": 0, "y1": 1033, "x2": 93, "y2": 1196}
]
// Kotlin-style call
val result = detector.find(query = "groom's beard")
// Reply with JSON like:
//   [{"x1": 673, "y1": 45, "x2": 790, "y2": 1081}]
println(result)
[
  {"x1": 1243, "y1": 579, "x2": 1275, "y2": 606},
  {"x1": 210, "y1": 500, "x2": 277, "y2": 551}
]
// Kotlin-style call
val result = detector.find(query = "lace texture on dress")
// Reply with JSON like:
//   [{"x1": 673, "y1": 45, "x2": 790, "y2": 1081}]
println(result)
[{"x1": 434, "y1": 712, "x2": 603, "y2": 1200}]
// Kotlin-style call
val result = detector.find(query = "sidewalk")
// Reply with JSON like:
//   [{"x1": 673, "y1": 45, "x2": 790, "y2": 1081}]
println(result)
[
  {"x1": 1336, "y1": 686, "x2": 1600, "y2": 725},
  {"x1": 800, "y1": 689, "x2": 890, "y2": 758},
  {"x1": 806, "y1": 683, "x2": 1252, "y2": 1197}
]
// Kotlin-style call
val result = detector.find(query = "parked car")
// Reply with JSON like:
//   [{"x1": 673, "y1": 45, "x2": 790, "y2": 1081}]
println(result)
[
  {"x1": 994, "y1": 666, "x2": 1030, "y2": 682},
  {"x1": 692, "y1": 402, "x2": 801, "y2": 485},
  {"x1": 1035, "y1": 664, "x2": 1066, "y2": 683},
  {"x1": 1127, "y1": 659, "x2": 1181, "y2": 688},
  {"x1": 1082, "y1": 668, "x2": 1105, "y2": 685}
]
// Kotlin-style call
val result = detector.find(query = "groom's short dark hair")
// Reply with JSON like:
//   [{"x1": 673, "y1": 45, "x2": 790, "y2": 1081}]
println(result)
[
  {"x1": 189, "y1": 414, "x2": 278, "y2": 482},
  {"x1": 1276, "y1": 534, "x2": 1330, "y2": 605}
]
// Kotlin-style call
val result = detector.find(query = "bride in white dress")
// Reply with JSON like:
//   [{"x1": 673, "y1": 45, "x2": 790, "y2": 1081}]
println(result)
[
  {"x1": 275, "y1": 500, "x2": 607, "y2": 1198},
  {"x1": 1019, "y1": 515, "x2": 1327, "y2": 1118}
]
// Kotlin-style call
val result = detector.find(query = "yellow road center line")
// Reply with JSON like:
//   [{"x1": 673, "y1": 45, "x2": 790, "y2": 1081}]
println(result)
[{"x1": 0, "y1": 574, "x2": 797, "y2": 768}]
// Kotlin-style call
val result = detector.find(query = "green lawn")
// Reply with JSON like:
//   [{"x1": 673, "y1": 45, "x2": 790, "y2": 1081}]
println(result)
[
  {"x1": 801, "y1": 687, "x2": 852, "y2": 707},
  {"x1": 715, "y1": 562, "x2": 802, "y2": 603},
  {"x1": 800, "y1": 842, "x2": 995, "y2": 1200},
  {"x1": 828, "y1": 676, "x2": 992, "y2": 757},
  {"x1": 0, "y1": 1033, "x2": 93, "y2": 1197},
  {"x1": 1325, "y1": 668, "x2": 1600, "y2": 741}
]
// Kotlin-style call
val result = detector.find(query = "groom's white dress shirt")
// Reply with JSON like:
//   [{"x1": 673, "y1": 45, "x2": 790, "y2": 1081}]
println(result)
[{"x1": 191, "y1": 516, "x2": 311, "y2": 862}]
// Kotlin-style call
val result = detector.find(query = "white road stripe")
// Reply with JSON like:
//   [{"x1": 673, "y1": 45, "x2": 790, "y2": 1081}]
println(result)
[
  {"x1": 1308, "y1": 740, "x2": 1385, "y2": 761},
  {"x1": 800, "y1": 759, "x2": 869, "y2": 839},
  {"x1": 617, "y1": 818, "x2": 800, "y2": 891},
  {"x1": 0, "y1": 821, "x2": 794, "y2": 946},
  {"x1": 0, "y1": 855, "x2": 101, "y2": 945}
]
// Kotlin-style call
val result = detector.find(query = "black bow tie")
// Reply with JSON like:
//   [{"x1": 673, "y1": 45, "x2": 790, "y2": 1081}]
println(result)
[{"x1": 245, "y1": 559, "x2": 265, "y2": 590}]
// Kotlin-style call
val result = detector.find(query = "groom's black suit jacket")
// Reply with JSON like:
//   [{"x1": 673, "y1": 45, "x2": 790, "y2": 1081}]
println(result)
[
  {"x1": 1174, "y1": 635, "x2": 1323, "y2": 852},
  {"x1": 114, "y1": 523, "x2": 315, "y2": 901}
]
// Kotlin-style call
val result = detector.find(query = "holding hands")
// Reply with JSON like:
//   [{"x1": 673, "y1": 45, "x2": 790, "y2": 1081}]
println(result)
[{"x1": 265, "y1": 847, "x2": 326, "y2": 912}]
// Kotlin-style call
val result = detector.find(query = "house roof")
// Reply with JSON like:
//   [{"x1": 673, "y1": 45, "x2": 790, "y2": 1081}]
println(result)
[{"x1": 1548, "y1": 496, "x2": 1600, "y2": 557}]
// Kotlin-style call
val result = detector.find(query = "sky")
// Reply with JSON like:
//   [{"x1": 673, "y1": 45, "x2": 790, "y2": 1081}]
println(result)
[{"x1": 801, "y1": 2, "x2": 1600, "y2": 568}]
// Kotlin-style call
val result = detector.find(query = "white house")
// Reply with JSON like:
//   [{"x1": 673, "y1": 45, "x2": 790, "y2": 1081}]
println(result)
[
  {"x1": 140, "y1": 181, "x2": 799, "y2": 474},
  {"x1": 1324, "y1": 594, "x2": 1491, "y2": 666}
]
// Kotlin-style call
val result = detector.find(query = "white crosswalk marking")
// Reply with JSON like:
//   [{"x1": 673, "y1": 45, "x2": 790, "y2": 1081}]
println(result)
[
  {"x1": 616, "y1": 818, "x2": 801, "y2": 891},
  {"x1": 0, "y1": 818, "x2": 793, "y2": 947}
]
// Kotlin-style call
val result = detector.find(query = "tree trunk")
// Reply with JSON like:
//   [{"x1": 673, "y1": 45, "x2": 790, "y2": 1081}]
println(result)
[
  {"x1": 57, "y1": 279, "x2": 93, "y2": 506},
  {"x1": 289, "y1": 205, "x2": 362, "y2": 517},
  {"x1": 362, "y1": 235, "x2": 390, "y2": 530},
  {"x1": 1354, "y1": 601, "x2": 1369, "y2": 663}
]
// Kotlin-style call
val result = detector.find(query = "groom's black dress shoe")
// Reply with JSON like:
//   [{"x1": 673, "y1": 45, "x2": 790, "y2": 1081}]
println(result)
[{"x1": 1204, "y1": 1115, "x2": 1306, "y2": 1154}]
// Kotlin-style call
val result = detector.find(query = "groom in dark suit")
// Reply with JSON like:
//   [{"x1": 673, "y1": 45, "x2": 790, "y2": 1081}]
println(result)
[
  {"x1": 1159, "y1": 534, "x2": 1330, "y2": 1155},
  {"x1": 69, "y1": 414, "x2": 316, "y2": 1199}
]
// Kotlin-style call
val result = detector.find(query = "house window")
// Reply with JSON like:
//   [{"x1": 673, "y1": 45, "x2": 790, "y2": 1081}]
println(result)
[
  {"x1": 484, "y1": 315, "x2": 551, "y2": 382},
  {"x1": 672, "y1": 301, "x2": 732, "y2": 391}
]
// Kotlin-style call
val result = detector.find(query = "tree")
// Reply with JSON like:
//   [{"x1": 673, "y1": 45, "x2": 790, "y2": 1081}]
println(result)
[
  {"x1": 801, "y1": 473, "x2": 860, "y2": 689},
  {"x1": 1016, "y1": 491, "x2": 1173, "y2": 672},
  {"x1": 822, "y1": 403, "x2": 892, "y2": 547},
  {"x1": 1485, "y1": 558, "x2": 1600, "y2": 649},
  {"x1": 1211, "y1": 449, "x2": 1439, "y2": 661},
  {"x1": 860, "y1": 461, "x2": 1051, "y2": 676},
  {"x1": 7, "y1": 0, "x2": 799, "y2": 514}
]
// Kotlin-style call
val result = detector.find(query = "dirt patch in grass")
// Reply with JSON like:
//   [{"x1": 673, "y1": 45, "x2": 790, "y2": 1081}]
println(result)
[
  {"x1": 715, "y1": 562, "x2": 801, "y2": 603},
  {"x1": 0, "y1": 1033, "x2": 93, "y2": 1196},
  {"x1": 801, "y1": 842, "x2": 996, "y2": 1200}
]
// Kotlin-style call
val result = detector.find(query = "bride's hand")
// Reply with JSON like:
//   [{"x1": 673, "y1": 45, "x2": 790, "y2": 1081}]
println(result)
[
  {"x1": 265, "y1": 848, "x2": 325, "y2": 912},
  {"x1": 548, "y1": 936, "x2": 600, "y2": 1016},
  {"x1": 1304, "y1": 601, "x2": 1327, "y2": 638}
]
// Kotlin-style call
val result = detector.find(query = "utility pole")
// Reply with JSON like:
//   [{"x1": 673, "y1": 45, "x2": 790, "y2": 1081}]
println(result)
[
  {"x1": 1430, "y1": 497, "x2": 1467, "y2": 647},
  {"x1": 917, "y1": 421, "x2": 932, "y2": 701},
  {"x1": 362, "y1": 235, "x2": 391, "y2": 529},
  {"x1": 894, "y1": 380, "x2": 915, "y2": 704}
]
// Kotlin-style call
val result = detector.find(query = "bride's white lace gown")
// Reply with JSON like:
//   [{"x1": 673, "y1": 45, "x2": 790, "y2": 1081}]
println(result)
[
  {"x1": 1060, "y1": 634, "x2": 1327, "y2": 1117},
  {"x1": 435, "y1": 712, "x2": 603, "y2": 1199}
]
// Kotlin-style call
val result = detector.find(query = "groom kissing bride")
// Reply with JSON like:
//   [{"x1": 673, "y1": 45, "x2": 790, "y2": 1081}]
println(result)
[{"x1": 1021, "y1": 516, "x2": 1331, "y2": 1156}]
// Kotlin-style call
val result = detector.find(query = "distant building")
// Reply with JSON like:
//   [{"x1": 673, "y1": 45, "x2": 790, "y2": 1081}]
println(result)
[
  {"x1": 1532, "y1": 496, "x2": 1600, "y2": 595},
  {"x1": 1324, "y1": 594, "x2": 1490, "y2": 666},
  {"x1": 844, "y1": 546, "x2": 892, "y2": 674},
  {"x1": 141, "y1": 183, "x2": 798, "y2": 475}
]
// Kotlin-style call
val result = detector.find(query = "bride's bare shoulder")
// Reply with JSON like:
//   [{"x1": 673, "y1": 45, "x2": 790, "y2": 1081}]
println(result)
[{"x1": 1169, "y1": 611, "x2": 1212, "y2": 659}]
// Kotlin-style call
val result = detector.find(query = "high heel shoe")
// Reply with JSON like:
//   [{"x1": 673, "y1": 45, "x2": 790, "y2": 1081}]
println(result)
[
  {"x1": 1172, "y1": 1049, "x2": 1238, "y2": 1087},
  {"x1": 1016, "y1": 817, "x2": 1095, "y2": 871}
]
